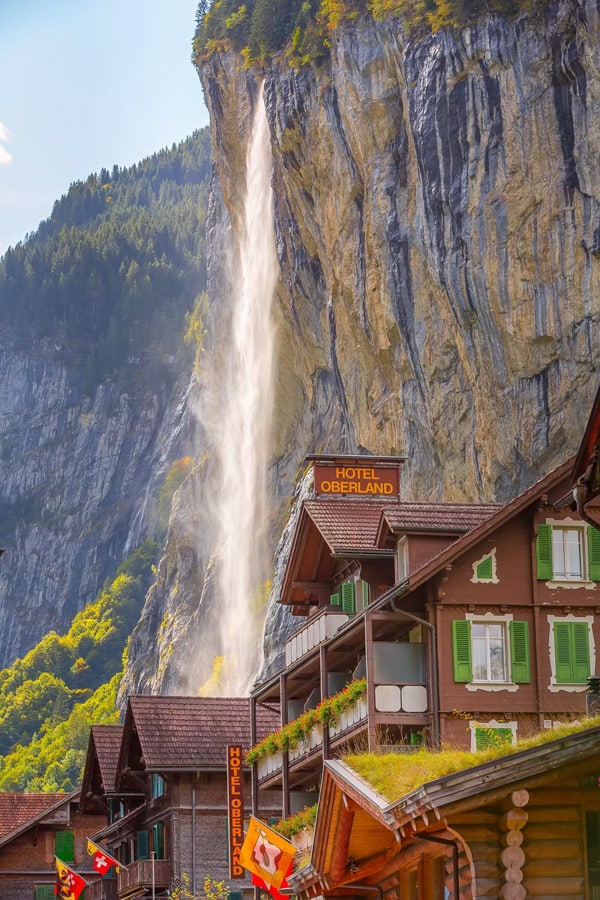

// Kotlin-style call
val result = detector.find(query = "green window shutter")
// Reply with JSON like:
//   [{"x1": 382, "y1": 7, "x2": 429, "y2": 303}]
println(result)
[
  {"x1": 510, "y1": 620, "x2": 530, "y2": 683},
  {"x1": 152, "y1": 820, "x2": 165, "y2": 860},
  {"x1": 452, "y1": 620, "x2": 472, "y2": 683},
  {"x1": 536, "y1": 524, "x2": 553, "y2": 580},
  {"x1": 475, "y1": 727, "x2": 513, "y2": 751},
  {"x1": 330, "y1": 591, "x2": 341, "y2": 607},
  {"x1": 137, "y1": 830, "x2": 149, "y2": 861},
  {"x1": 476, "y1": 555, "x2": 493, "y2": 580},
  {"x1": 588, "y1": 527, "x2": 600, "y2": 581},
  {"x1": 360, "y1": 579, "x2": 370, "y2": 609},
  {"x1": 229, "y1": 893, "x2": 244, "y2": 900},
  {"x1": 554, "y1": 621, "x2": 590, "y2": 683},
  {"x1": 36, "y1": 887, "x2": 56, "y2": 900},
  {"x1": 573, "y1": 621, "x2": 591, "y2": 683},
  {"x1": 55, "y1": 830, "x2": 75, "y2": 862},
  {"x1": 341, "y1": 581, "x2": 355, "y2": 614},
  {"x1": 554, "y1": 621, "x2": 574, "y2": 683}
]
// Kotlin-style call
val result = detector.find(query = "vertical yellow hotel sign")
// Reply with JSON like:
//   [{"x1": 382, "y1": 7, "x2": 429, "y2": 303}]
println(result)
[{"x1": 227, "y1": 744, "x2": 245, "y2": 878}]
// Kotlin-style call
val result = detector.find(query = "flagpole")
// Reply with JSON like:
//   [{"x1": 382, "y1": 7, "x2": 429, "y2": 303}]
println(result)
[{"x1": 152, "y1": 850, "x2": 155, "y2": 900}]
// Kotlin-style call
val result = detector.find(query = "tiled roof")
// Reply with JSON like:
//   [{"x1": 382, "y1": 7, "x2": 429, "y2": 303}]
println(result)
[
  {"x1": 128, "y1": 696, "x2": 278, "y2": 769},
  {"x1": 302, "y1": 499, "x2": 500, "y2": 554},
  {"x1": 91, "y1": 725, "x2": 123, "y2": 793},
  {"x1": 303, "y1": 500, "x2": 393, "y2": 553},
  {"x1": 380, "y1": 502, "x2": 500, "y2": 533},
  {"x1": 0, "y1": 793, "x2": 68, "y2": 839}
]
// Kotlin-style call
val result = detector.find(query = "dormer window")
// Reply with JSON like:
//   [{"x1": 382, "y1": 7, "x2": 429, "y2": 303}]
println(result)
[{"x1": 396, "y1": 537, "x2": 408, "y2": 581}]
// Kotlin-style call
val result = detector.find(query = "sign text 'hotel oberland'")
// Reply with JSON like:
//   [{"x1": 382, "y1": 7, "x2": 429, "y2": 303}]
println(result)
[
  {"x1": 227, "y1": 744, "x2": 245, "y2": 879},
  {"x1": 313, "y1": 461, "x2": 400, "y2": 498}
]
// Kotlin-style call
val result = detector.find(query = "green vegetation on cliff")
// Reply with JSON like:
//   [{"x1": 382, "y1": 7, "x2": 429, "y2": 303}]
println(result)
[
  {"x1": 193, "y1": 0, "x2": 551, "y2": 68},
  {"x1": 0, "y1": 129, "x2": 212, "y2": 392},
  {"x1": 0, "y1": 540, "x2": 158, "y2": 790}
]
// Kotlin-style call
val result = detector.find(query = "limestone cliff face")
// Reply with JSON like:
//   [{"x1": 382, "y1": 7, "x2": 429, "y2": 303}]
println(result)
[
  {"x1": 205, "y1": 0, "x2": 600, "y2": 501},
  {"x1": 0, "y1": 340, "x2": 192, "y2": 668},
  {"x1": 124, "y1": 0, "x2": 600, "y2": 691}
]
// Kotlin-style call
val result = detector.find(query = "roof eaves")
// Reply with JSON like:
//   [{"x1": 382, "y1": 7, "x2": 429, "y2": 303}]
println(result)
[
  {"x1": 376, "y1": 458, "x2": 575, "y2": 601},
  {"x1": 0, "y1": 789, "x2": 80, "y2": 849},
  {"x1": 386, "y1": 725, "x2": 600, "y2": 827}
]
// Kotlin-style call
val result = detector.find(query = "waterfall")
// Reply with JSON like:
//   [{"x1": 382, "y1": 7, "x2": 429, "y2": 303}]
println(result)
[{"x1": 204, "y1": 88, "x2": 279, "y2": 696}]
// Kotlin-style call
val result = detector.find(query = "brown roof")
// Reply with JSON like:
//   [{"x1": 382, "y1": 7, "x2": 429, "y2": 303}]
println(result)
[
  {"x1": 91, "y1": 725, "x2": 123, "y2": 793},
  {"x1": 127, "y1": 696, "x2": 278, "y2": 769},
  {"x1": 303, "y1": 500, "x2": 395, "y2": 554},
  {"x1": 0, "y1": 792, "x2": 71, "y2": 840},
  {"x1": 380, "y1": 502, "x2": 500, "y2": 534},
  {"x1": 379, "y1": 457, "x2": 576, "y2": 599}
]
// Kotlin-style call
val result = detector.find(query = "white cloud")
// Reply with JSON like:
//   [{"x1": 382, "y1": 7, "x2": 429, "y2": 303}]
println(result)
[{"x1": 0, "y1": 122, "x2": 12, "y2": 166}]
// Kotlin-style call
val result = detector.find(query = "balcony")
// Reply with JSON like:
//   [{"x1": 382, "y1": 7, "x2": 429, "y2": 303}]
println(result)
[
  {"x1": 117, "y1": 859, "x2": 171, "y2": 898},
  {"x1": 85, "y1": 878, "x2": 118, "y2": 900},
  {"x1": 285, "y1": 610, "x2": 350, "y2": 666}
]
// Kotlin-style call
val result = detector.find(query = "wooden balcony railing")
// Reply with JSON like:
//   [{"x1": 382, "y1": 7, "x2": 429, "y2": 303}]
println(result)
[
  {"x1": 117, "y1": 859, "x2": 171, "y2": 897},
  {"x1": 84, "y1": 877, "x2": 118, "y2": 900}
]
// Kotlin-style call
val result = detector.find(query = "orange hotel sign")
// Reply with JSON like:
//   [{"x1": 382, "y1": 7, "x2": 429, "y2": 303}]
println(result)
[
  {"x1": 227, "y1": 744, "x2": 245, "y2": 879},
  {"x1": 313, "y1": 460, "x2": 400, "y2": 498}
]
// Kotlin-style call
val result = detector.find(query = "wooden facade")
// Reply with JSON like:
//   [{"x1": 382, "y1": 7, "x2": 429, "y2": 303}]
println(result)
[
  {"x1": 0, "y1": 791, "x2": 106, "y2": 900},
  {"x1": 81, "y1": 696, "x2": 280, "y2": 900},
  {"x1": 289, "y1": 724, "x2": 600, "y2": 900},
  {"x1": 251, "y1": 455, "x2": 600, "y2": 818}
]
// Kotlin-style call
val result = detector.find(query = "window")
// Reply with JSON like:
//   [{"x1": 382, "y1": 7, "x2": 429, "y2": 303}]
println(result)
[
  {"x1": 397, "y1": 538, "x2": 408, "y2": 581},
  {"x1": 55, "y1": 830, "x2": 75, "y2": 863},
  {"x1": 536, "y1": 521, "x2": 600, "y2": 583},
  {"x1": 151, "y1": 773, "x2": 165, "y2": 798},
  {"x1": 136, "y1": 830, "x2": 149, "y2": 861},
  {"x1": 35, "y1": 887, "x2": 56, "y2": 900},
  {"x1": 470, "y1": 720, "x2": 516, "y2": 751},
  {"x1": 152, "y1": 821, "x2": 165, "y2": 860},
  {"x1": 549, "y1": 617, "x2": 593, "y2": 687},
  {"x1": 471, "y1": 548, "x2": 498, "y2": 584},
  {"x1": 452, "y1": 617, "x2": 530, "y2": 687}
]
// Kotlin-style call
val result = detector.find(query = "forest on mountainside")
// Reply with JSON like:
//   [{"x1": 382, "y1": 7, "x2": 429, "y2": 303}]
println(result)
[
  {"x1": 0, "y1": 129, "x2": 212, "y2": 393},
  {"x1": 0, "y1": 129, "x2": 214, "y2": 789},
  {"x1": 0, "y1": 541, "x2": 158, "y2": 791},
  {"x1": 193, "y1": 0, "x2": 552, "y2": 68}
]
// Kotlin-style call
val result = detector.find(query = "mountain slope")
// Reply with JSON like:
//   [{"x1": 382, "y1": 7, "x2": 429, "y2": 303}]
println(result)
[{"x1": 0, "y1": 130, "x2": 212, "y2": 668}]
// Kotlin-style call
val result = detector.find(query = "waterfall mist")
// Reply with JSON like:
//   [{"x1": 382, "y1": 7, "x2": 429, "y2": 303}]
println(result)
[{"x1": 196, "y1": 88, "x2": 279, "y2": 696}]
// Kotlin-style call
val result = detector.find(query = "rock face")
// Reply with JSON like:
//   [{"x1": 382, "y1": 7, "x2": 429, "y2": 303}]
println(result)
[
  {"x1": 205, "y1": 0, "x2": 600, "y2": 499},
  {"x1": 0, "y1": 341, "x2": 192, "y2": 668},
  {"x1": 125, "y1": 0, "x2": 600, "y2": 691}
]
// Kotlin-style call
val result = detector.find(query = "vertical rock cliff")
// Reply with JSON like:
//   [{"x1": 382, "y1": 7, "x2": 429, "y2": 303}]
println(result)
[{"x1": 124, "y1": 0, "x2": 600, "y2": 692}]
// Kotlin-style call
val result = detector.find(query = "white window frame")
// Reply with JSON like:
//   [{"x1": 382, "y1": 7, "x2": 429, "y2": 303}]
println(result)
[
  {"x1": 545, "y1": 517, "x2": 595, "y2": 590},
  {"x1": 469, "y1": 719, "x2": 517, "y2": 752},
  {"x1": 396, "y1": 537, "x2": 408, "y2": 582},
  {"x1": 470, "y1": 547, "x2": 499, "y2": 584},
  {"x1": 465, "y1": 612, "x2": 519, "y2": 693},
  {"x1": 548, "y1": 613, "x2": 595, "y2": 693}
]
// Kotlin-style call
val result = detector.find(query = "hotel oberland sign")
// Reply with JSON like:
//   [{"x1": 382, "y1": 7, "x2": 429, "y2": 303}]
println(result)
[{"x1": 313, "y1": 459, "x2": 401, "y2": 498}]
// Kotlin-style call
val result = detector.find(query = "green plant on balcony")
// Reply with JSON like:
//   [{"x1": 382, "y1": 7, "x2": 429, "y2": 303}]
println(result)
[
  {"x1": 273, "y1": 803, "x2": 318, "y2": 839},
  {"x1": 246, "y1": 679, "x2": 367, "y2": 765}
]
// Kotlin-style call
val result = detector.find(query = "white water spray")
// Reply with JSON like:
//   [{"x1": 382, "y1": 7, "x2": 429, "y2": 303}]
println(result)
[{"x1": 209, "y1": 89, "x2": 279, "y2": 695}]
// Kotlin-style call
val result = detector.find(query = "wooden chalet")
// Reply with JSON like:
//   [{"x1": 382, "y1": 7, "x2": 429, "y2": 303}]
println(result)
[
  {"x1": 288, "y1": 721, "x2": 600, "y2": 900},
  {"x1": 81, "y1": 696, "x2": 279, "y2": 900},
  {"x1": 568, "y1": 380, "x2": 600, "y2": 526},
  {"x1": 0, "y1": 789, "x2": 106, "y2": 900},
  {"x1": 250, "y1": 454, "x2": 600, "y2": 818}
]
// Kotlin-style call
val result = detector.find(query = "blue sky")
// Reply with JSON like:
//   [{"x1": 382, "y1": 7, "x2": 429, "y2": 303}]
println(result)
[{"x1": 0, "y1": 0, "x2": 209, "y2": 255}]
